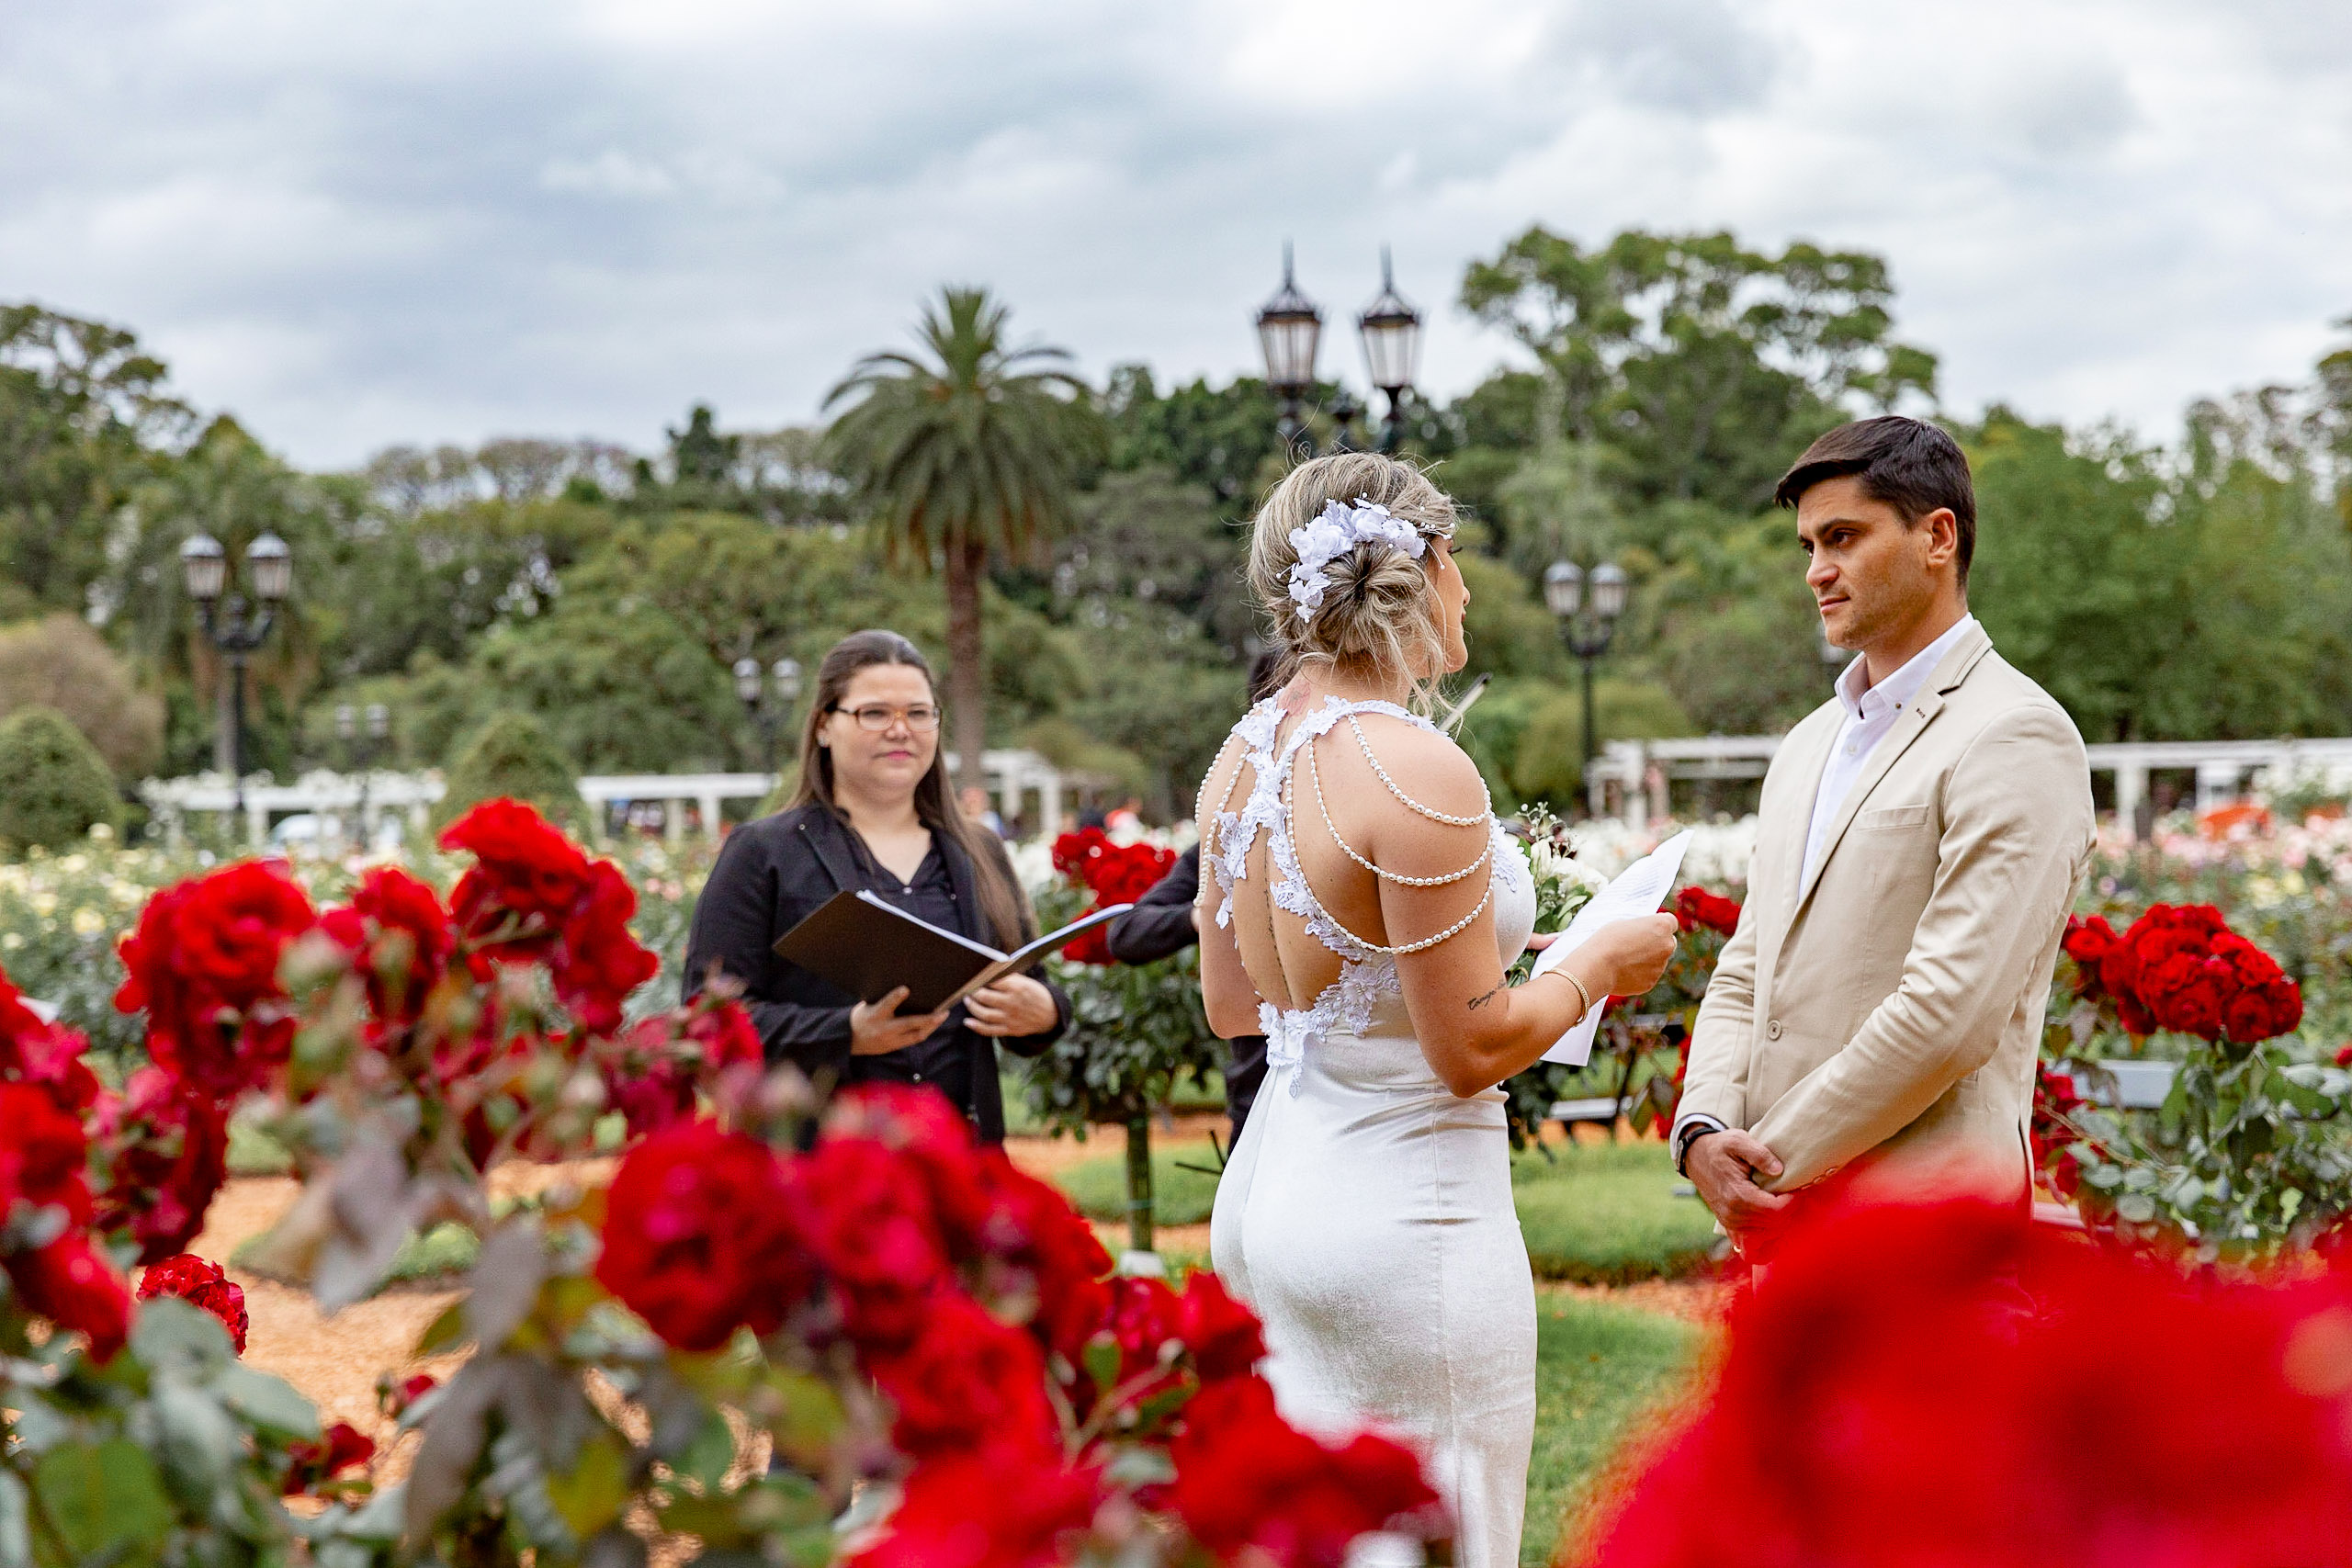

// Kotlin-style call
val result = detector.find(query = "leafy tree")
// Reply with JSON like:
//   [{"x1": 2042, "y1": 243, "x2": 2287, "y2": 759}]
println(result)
[
  {"x1": 0, "y1": 705, "x2": 121, "y2": 852},
  {"x1": 822, "y1": 287, "x2": 1108, "y2": 793},
  {"x1": 0, "y1": 614, "x2": 164, "y2": 777},
  {"x1": 434, "y1": 710, "x2": 585, "y2": 831},
  {"x1": 1966, "y1": 407, "x2": 2352, "y2": 743},
  {"x1": 1459, "y1": 227, "x2": 1938, "y2": 511},
  {"x1": 0, "y1": 303, "x2": 191, "y2": 618}
]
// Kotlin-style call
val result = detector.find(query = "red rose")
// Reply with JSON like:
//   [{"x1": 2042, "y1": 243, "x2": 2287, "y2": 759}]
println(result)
[
  {"x1": 0, "y1": 968, "x2": 101, "y2": 1117},
  {"x1": 6, "y1": 1233, "x2": 130, "y2": 1363},
  {"x1": 138, "y1": 1253, "x2": 249, "y2": 1353},
  {"x1": 380, "y1": 1371, "x2": 438, "y2": 1418},
  {"x1": 2060, "y1": 916, "x2": 2119, "y2": 997},
  {"x1": 2335, "y1": 1044, "x2": 2352, "y2": 1068},
  {"x1": 608, "y1": 998, "x2": 765, "y2": 1137},
  {"x1": 1168, "y1": 1376, "x2": 1443, "y2": 1566},
  {"x1": 798, "y1": 1133, "x2": 952, "y2": 1350},
  {"x1": 854, "y1": 1444, "x2": 1107, "y2": 1568},
  {"x1": 966, "y1": 1150, "x2": 1112, "y2": 1364},
  {"x1": 1673, "y1": 887, "x2": 1743, "y2": 938},
  {"x1": 115, "y1": 861, "x2": 317, "y2": 1096},
  {"x1": 322, "y1": 864, "x2": 457, "y2": 1028},
  {"x1": 0, "y1": 1079, "x2": 91, "y2": 1218},
  {"x1": 1099, "y1": 1275, "x2": 1186, "y2": 1398},
  {"x1": 594, "y1": 1119, "x2": 815, "y2": 1352},
  {"x1": 94, "y1": 1067, "x2": 230, "y2": 1263},
  {"x1": 867, "y1": 1294, "x2": 1059, "y2": 1460},
  {"x1": 1582, "y1": 1196, "x2": 2352, "y2": 1568},
  {"x1": 282, "y1": 1422, "x2": 376, "y2": 1496},
  {"x1": 441, "y1": 800, "x2": 658, "y2": 1034},
  {"x1": 1174, "y1": 1269, "x2": 1266, "y2": 1383},
  {"x1": 824, "y1": 1085, "x2": 994, "y2": 1260}
]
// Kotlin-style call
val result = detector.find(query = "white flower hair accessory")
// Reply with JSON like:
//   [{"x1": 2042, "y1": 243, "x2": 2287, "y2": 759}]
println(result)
[{"x1": 1284, "y1": 498, "x2": 1429, "y2": 624}]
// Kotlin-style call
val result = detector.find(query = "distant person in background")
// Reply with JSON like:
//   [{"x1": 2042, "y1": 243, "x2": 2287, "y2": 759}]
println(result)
[
  {"x1": 1105, "y1": 649, "x2": 1287, "y2": 1138},
  {"x1": 957, "y1": 784, "x2": 1007, "y2": 839},
  {"x1": 1078, "y1": 805, "x2": 1108, "y2": 830},
  {"x1": 683, "y1": 629, "x2": 1070, "y2": 1143},
  {"x1": 1105, "y1": 795, "x2": 1144, "y2": 836}
]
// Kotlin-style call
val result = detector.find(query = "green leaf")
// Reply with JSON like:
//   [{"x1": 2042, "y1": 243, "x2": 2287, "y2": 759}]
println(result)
[
  {"x1": 130, "y1": 1296, "x2": 234, "y2": 1382},
  {"x1": 413, "y1": 1299, "x2": 470, "y2": 1358},
  {"x1": 675, "y1": 1408, "x2": 736, "y2": 1491},
  {"x1": 149, "y1": 1380, "x2": 239, "y2": 1504},
  {"x1": 0, "y1": 1469, "x2": 30, "y2": 1568},
  {"x1": 1081, "y1": 1334, "x2": 1121, "y2": 1397},
  {"x1": 213, "y1": 1363, "x2": 323, "y2": 1441},
  {"x1": 30, "y1": 1438, "x2": 172, "y2": 1564},
  {"x1": 544, "y1": 1429, "x2": 630, "y2": 1541},
  {"x1": 2116, "y1": 1192, "x2": 2158, "y2": 1224}
]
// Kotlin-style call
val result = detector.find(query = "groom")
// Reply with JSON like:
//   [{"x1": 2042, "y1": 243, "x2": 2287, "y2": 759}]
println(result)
[{"x1": 1674, "y1": 416, "x2": 2093, "y2": 1245}]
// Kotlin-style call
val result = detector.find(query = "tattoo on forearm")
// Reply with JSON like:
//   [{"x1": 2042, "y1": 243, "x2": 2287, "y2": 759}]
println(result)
[{"x1": 1467, "y1": 984, "x2": 1502, "y2": 1010}]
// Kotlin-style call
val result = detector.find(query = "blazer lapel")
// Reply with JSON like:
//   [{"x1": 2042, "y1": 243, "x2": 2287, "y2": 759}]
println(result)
[
  {"x1": 1791, "y1": 627, "x2": 1996, "y2": 919},
  {"x1": 796, "y1": 810, "x2": 864, "y2": 897}
]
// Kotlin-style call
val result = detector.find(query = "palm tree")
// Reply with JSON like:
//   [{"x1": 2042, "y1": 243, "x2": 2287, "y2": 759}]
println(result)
[{"x1": 822, "y1": 288, "x2": 1106, "y2": 797}]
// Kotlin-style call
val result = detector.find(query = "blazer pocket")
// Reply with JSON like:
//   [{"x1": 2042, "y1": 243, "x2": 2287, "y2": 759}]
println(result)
[{"x1": 1857, "y1": 803, "x2": 1930, "y2": 831}]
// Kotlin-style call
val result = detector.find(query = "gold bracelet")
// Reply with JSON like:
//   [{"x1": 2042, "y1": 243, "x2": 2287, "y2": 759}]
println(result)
[{"x1": 1544, "y1": 964, "x2": 1594, "y2": 1021}]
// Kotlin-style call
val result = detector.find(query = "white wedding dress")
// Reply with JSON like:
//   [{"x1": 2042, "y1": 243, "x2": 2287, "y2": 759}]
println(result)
[{"x1": 1206, "y1": 696, "x2": 1539, "y2": 1568}]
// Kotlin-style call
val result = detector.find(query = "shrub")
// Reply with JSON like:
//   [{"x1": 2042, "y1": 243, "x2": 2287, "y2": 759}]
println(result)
[
  {"x1": 0, "y1": 615, "x2": 164, "y2": 778},
  {"x1": 0, "y1": 705, "x2": 122, "y2": 852},
  {"x1": 431, "y1": 708, "x2": 584, "y2": 831}
]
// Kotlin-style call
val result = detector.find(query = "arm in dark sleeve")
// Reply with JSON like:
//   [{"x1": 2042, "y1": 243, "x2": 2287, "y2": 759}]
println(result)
[
  {"x1": 683, "y1": 828, "x2": 855, "y2": 1078},
  {"x1": 1106, "y1": 846, "x2": 1202, "y2": 965}
]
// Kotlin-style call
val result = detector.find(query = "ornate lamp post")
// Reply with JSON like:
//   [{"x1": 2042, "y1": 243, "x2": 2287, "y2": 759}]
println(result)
[
  {"x1": 181, "y1": 530, "x2": 291, "y2": 821},
  {"x1": 1255, "y1": 243, "x2": 1322, "y2": 458},
  {"x1": 735, "y1": 655, "x2": 804, "y2": 775},
  {"x1": 1254, "y1": 245, "x2": 1426, "y2": 457},
  {"x1": 1357, "y1": 247, "x2": 1424, "y2": 454},
  {"x1": 1544, "y1": 559, "x2": 1629, "y2": 813}
]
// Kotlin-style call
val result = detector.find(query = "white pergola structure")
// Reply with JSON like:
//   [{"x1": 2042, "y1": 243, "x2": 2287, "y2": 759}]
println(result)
[
  {"x1": 1589, "y1": 734, "x2": 2352, "y2": 832},
  {"x1": 141, "y1": 749, "x2": 1073, "y2": 852}
]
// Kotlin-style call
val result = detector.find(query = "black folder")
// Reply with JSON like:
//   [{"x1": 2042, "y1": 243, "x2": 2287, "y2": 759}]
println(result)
[{"x1": 773, "y1": 890, "x2": 1136, "y2": 1014}]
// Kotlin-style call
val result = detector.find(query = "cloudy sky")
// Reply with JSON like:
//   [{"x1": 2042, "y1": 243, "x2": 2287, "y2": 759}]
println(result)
[{"x1": 3, "y1": 0, "x2": 2347, "y2": 469}]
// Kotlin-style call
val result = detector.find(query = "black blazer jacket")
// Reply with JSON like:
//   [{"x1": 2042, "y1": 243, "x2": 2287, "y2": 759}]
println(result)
[{"x1": 682, "y1": 803, "x2": 1070, "y2": 1142}]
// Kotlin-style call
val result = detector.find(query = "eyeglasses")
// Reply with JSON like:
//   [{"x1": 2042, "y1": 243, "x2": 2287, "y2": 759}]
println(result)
[{"x1": 831, "y1": 703, "x2": 943, "y2": 733}]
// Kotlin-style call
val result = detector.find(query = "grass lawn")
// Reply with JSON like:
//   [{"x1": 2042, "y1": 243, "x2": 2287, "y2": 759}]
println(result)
[
  {"x1": 1510, "y1": 1139, "x2": 1722, "y2": 1284},
  {"x1": 1523, "y1": 1292, "x2": 1701, "y2": 1563}
]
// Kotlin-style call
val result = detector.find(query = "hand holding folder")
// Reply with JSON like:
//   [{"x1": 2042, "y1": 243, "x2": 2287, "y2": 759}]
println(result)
[{"x1": 774, "y1": 890, "x2": 1136, "y2": 1015}]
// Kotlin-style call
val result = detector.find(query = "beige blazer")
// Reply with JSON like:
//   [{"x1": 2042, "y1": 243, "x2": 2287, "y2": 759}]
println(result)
[{"x1": 1680, "y1": 623, "x2": 2094, "y2": 1199}]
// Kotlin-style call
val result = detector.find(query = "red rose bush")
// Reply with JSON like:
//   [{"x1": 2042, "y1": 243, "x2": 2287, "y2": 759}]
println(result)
[
  {"x1": 1, "y1": 798, "x2": 1451, "y2": 1568},
  {"x1": 2041, "y1": 904, "x2": 2335, "y2": 1256}
]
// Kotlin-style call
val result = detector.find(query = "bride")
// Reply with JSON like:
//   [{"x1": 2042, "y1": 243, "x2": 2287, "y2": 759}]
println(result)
[{"x1": 1197, "y1": 454, "x2": 1678, "y2": 1567}]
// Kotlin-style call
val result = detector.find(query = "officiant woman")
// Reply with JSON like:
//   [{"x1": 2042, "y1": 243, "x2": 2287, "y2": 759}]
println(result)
[{"x1": 683, "y1": 629, "x2": 1070, "y2": 1142}]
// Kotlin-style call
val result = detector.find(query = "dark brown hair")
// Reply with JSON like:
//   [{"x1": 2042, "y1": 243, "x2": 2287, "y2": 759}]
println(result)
[
  {"x1": 790, "y1": 629, "x2": 1027, "y2": 950},
  {"x1": 1774, "y1": 416, "x2": 1977, "y2": 587}
]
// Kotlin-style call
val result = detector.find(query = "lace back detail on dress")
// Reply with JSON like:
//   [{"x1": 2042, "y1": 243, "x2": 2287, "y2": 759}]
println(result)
[{"x1": 1208, "y1": 696, "x2": 1530, "y2": 1089}]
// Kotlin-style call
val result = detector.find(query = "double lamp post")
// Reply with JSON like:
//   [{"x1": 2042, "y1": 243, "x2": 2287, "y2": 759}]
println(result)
[
  {"x1": 734, "y1": 656, "x2": 804, "y2": 776},
  {"x1": 1254, "y1": 244, "x2": 1424, "y2": 457},
  {"x1": 178, "y1": 530, "x2": 292, "y2": 818}
]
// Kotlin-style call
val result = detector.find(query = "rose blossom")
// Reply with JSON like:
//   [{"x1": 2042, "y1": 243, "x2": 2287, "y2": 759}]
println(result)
[
  {"x1": 594, "y1": 1118, "x2": 815, "y2": 1351},
  {"x1": 138, "y1": 1253, "x2": 249, "y2": 1353},
  {"x1": 115, "y1": 861, "x2": 317, "y2": 1096}
]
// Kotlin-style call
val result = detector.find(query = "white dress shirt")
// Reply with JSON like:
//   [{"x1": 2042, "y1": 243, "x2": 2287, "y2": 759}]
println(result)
[
  {"x1": 1672, "y1": 614, "x2": 1980, "y2": 1171},
  {"x1": 1804, "y1": 615, "x2": 1980, "y2": 882}
]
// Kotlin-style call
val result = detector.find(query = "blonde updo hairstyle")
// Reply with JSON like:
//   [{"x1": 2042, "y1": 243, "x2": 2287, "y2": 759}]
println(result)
[{"x1": 1248, "y1": 453, "x2": 1461, "y2": 710}]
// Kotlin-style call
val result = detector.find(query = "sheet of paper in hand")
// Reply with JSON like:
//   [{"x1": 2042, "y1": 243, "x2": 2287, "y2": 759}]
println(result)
[
  {"x1": 1527, "y1": 829, "x2": 1693, "y2": 1066},
  {"x1": 774, "y1": 890, "x2": 1133, "y2": 1014}
]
